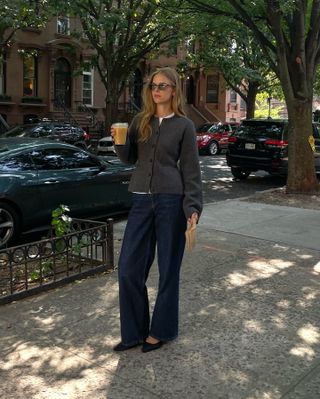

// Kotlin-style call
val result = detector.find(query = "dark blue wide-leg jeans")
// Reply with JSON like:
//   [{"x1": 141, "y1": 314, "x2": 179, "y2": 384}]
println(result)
[{"x1": 118, "y1": 193, "x2": 186, "y2": 345}]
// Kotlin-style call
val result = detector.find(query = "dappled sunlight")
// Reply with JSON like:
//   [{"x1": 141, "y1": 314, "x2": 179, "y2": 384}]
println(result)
[
  {"x1": 312, "y1": 261, "x2": 320, "y2": 274},
  {"x1": 290, "y1": 345, "x2": 315, "y2": 360},
  {"x1": 244, "y1": 320, "x2": 265, "y2": 333},
  {"x1": 276, "y1": 299, "x2": 290, "y2": 309},
  {"x1": 205, "y1": 164, "x2": 230, "y2": 170},
  {"x1": 226, "y1": 257, "x2": 294, "y2": 288},
  {"x1": 297, "y1": 254, "x2": 313, "y2": 259},
  {"x1": 202, "y1": 177, "x2": 233, "y2": 183},
  {"x1": 3, "y1": 342, "x2": 78, "y2": 370},
  {"x1": 297, "y1": 324, "x2": 320, "y2": 345},
  {"x1": 250, "y1": 287, "x2": 273, "y2": 296},
  {"x1": 270, "y1": 314, "x2": 287, "y2": 329},
  {"x1": 289, "y1": 324, "x2": 320, "y2": 361},
  {"x1": 247, "y1": 390, "x2": 282, "y2": 399},
  {"x1": 248, "y1": 258, "x2": 293, "y2": 272},
  {"x1": 1, "y1": 341, "x2": 119, "y2": 398},
  {"x1": 297, "y1": 288, "x2": 319, "y2": 308},
  {"x1": 271, "y1": 301, "x2": 291, "y2": 328},
  {"x1": 37, "y1": 315, "x2": 62, "y2": 326},
  {"x1": 213, "y1": 367, "x2": 250, "y2": 387}
]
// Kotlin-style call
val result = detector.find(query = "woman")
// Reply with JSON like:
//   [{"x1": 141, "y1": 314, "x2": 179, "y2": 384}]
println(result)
[{"x1": 112, "y1": 67, "x2": 202, "y2": 353}]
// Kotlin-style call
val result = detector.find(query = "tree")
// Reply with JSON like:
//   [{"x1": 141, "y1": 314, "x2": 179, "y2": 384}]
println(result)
[
  {"x1": 183, "y1": 0, "x2": 320, "y2": 194},
  {"x1": 54, "y1": 0, "x2": 178, "y2": 132},
  {"x1": 0, "y1": 1, "x2": 48, "y2": 61},
  {"x1": 189, "y1": 20, "x2": 282, "y2": 119}
]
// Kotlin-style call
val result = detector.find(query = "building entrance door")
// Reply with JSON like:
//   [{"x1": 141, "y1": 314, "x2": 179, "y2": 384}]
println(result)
[
  {"x1": 54, "y1": 58, "x2": 71, "y2": 108},
  {"x1": 186, "y1": 75, "x2": 195, "y2": 104}
]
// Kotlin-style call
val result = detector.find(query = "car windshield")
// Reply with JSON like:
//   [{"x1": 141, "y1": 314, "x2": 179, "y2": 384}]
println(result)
[
  {"x1": 3, "y1": 126, "x2": 32, "y2": 137},
  {"x1": 197, "y1": 124, "x2": 224, "y2": 133},
  {"x1": 233, "y1": 121, "x2": 287, "y2": 140},
  {"x1": 197, "y1": 124, "x2": 214, "y2": 133},
  {"x1": 3, "y1": 125, "x2": 53, "y2": 138}
]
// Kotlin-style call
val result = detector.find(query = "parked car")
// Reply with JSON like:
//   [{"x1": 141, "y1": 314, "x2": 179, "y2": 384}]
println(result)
[
  {"x1": 2, "y1": 121, "x2": 91, "y2": 149},
  {"x1": 97, "y1": 136, "x2": 115, "y2": 155},
  {"x1": 226, "y1": 119, "x2": 320, "y2": 179},
  {"x1": 0, "y1": 138, "x2": 134, "y2": 247},
  {"x1": 196, "y1": 122, "x2": 239, "y2": 155}
]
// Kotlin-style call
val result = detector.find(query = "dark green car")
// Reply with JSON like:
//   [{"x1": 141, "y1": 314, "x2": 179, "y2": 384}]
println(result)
[{"x1": 0, "y1": 138, "x2": 133, "y2": 247}]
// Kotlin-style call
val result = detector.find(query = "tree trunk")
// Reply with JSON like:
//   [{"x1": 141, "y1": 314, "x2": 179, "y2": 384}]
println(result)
[
  {"x1": 286, "y1": 100, "x2": 319, "y2": 193},
  {"x1": 245, "y1": 81, "x2": 259, "y2": 119},
  {"x1": 104, "y1": 78, "x2": 121, "y2": 135}
]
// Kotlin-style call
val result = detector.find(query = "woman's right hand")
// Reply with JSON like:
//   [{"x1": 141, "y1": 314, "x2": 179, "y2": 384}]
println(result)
[{"x1": 110, "y1": 127, "x2": 115, "y2": 141}]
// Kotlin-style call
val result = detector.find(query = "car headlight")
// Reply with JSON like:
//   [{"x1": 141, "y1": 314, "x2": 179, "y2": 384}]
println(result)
[{"x1": 200, "y1": 134, "x2": 211, "y2": 142}]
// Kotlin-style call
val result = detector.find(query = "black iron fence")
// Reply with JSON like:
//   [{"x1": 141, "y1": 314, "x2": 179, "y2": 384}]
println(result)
[{"x1": 0, "y1": 218, "x2": 114, "y2": 305}]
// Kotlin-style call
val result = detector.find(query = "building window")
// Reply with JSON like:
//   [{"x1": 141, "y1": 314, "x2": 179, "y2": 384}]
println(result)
[
  {"x1": 206, "y1": 75, "x2": 219, "y2": 103},
  {"x1": 83, "y1": 70, "x2": 93, "y2": 105},
  {"x1": 57, "y1": 16, "x2": 70, "y2": 35},
  {"x1": 230, "y1": 90, "x2": 237, "y2": 103},
  {"x1": 23, "y1": 56, "x2": 37, "y2": 96}
]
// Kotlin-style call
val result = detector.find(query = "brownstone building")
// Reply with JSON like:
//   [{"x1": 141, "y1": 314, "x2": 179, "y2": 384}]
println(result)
[
  {"x1": 146, "y1": 48, "x2": 246, "y2": 126},
  {"x1": 0, "y1": 17, "x2": 246, "y2": 133},
  {"x1": 0, "y1": 16, "x2": 106, "y2": 132}
]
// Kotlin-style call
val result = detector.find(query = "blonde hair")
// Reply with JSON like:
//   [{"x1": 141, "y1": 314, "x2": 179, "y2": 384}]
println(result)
[{"x1": 137, "y1": 67, "x2": 185, "y2": 142}]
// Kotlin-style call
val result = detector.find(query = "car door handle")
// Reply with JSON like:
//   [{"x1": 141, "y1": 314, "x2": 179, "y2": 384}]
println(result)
[{"x1": 44, "y1": 179, "x2": 59, "y2": 184}]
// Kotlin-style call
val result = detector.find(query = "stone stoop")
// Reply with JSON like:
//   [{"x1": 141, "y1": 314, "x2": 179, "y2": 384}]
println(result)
[{"x1": 184, "y1": 104, "x2": 209, "y2": 128}]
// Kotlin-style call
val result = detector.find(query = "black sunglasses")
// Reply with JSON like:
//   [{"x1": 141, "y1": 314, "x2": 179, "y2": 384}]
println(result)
[{"x1": 148, "y1": 83, "x2": 175, "y2": 91}]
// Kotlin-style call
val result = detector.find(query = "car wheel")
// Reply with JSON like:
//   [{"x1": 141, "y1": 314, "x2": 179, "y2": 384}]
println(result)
[
  {"x1": 0, "y1": 202, "x2": 20, "y2": 248},
  {"x1": 208, "y1": 141, "x2": 220, "y2": 155},
  {"x1": 231, "y1": 167, "x2": 251, "y2": 180}
]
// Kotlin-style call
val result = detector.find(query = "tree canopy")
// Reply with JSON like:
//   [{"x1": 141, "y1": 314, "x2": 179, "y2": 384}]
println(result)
[
  {"x1": 54, "y1": 0, "x2": 179, "y2": 130},
  {"x1": 183, "y1": 0, "x2": 320, "y2": 193},
  {"x1": 175, "y1": 9, "x2": 282, "y2": 118},
  {"x1": 0, "y1": 0, "x2": 48, "y2": 58}
]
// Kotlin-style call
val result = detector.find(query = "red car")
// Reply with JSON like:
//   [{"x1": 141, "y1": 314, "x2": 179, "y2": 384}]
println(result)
[{"x1": 196, "y1": 122, "x2": 239, "y2": 155}]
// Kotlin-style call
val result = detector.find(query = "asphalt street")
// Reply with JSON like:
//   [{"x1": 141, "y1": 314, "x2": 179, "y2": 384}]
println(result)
[{"x1": 199, "y1": 152, "x2": 286, "y2": 204}]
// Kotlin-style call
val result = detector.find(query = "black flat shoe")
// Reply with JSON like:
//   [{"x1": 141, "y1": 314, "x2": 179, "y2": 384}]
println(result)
[
  {"x1": 142, "y1": 341, "x2": 163, "y2": 353},
  {"x1": 113, "y1": 342, "x2": 141, "y2": 352}
]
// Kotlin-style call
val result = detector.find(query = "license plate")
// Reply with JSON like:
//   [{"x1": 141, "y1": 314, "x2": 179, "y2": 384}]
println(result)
[{"x1": 245, "y1": 143, "x2": 255, "y2": 150}]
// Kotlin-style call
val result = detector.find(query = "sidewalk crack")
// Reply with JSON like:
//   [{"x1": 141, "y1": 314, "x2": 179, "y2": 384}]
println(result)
[{"x1": 280, "y1": 357, "x2": 320, "y2": 398}]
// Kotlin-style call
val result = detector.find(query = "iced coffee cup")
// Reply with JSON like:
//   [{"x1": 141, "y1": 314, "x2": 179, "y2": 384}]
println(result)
[{"x1": 112, "y1": 122, "x2": 128, "y2": 145}]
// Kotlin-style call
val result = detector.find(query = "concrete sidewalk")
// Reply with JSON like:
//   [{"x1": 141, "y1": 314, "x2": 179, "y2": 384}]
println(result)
[{"x1": 1, "y1": 200, "x2": 320, "y2": 398}]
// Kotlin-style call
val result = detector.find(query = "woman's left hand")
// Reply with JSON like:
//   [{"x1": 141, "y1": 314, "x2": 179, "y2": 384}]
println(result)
[{"x1": 188, "y1": 212, "x2": 198, "y2": 226}]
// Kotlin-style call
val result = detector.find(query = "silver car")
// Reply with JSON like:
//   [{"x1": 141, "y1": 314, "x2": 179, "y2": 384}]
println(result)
[{"x1": 97, "y1": 136, "x2": 115, "y2": 155}]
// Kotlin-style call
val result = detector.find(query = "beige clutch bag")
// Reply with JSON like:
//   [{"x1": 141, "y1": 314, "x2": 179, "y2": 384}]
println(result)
[{"x1": 185, "y1": 221, "x2": 196, "y2": 251}]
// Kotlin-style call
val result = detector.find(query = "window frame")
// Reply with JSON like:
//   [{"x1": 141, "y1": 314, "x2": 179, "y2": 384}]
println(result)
[
  {"x1": 206, "y1": 74, "x2": 219, "y2": 103},
  {"x1": 230, "y1": 90, "x2": 237, "y2": 103},
  {"x1": 23, "y1": 56, "x2": 38, "y2": 97},
  {"x1": 82, "y1": 69, "x2": 94, "y2": 106},
  {"x1": 57, "y1": 16, "x2": 70, "y2": 35}
]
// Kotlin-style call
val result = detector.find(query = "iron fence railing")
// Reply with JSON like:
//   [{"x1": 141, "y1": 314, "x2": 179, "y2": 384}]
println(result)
[
  {"x1": 53, "y1": 97, "x2": 80, "y2": 126},
  {"x1": 0, "y1": 218, "x2": 114, "y2": 305}
]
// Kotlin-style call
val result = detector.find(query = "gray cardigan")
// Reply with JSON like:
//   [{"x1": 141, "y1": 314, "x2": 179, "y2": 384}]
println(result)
[{"x1": 115, "y1": 114, "x2": 202, "y2": 219}]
